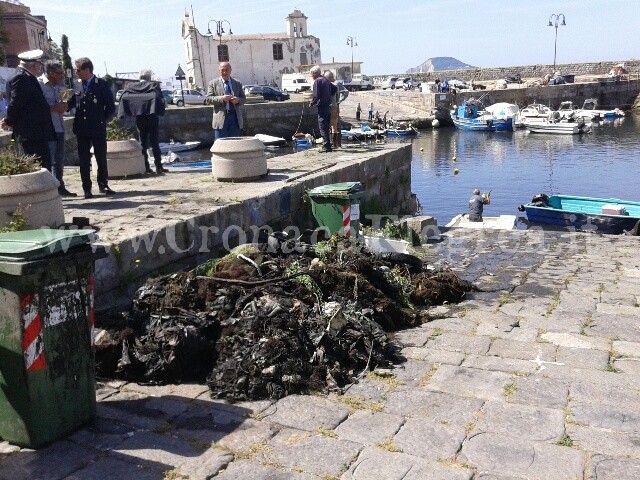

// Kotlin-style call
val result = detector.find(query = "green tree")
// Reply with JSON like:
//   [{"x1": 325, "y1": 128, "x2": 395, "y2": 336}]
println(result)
[
  {"x1": 48, "y1": 41, "x2": 62, "y2": 63},
  {"x1": 61, "y1": 34, "x2": 73, "y2": 87}
]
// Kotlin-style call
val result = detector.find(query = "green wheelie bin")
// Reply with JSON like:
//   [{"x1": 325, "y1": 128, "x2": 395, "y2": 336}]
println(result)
[
  {"x1": 0, "y1": 229, "x2": 106, "y2": 448},
  {"x1": 307, "y1": 182, "x2": 364, "y2": 238}
]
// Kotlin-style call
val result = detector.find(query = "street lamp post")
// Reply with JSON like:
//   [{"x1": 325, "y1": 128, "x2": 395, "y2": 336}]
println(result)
[
  {"x1": 548, "y1": 14, "x2": 566, "y2": 71},
  {"x1": 207, "y1": 20, "x2": 233, "y2": 44},
  {"x1": 346, "y1": 36, "x2": 357, "y2": 78}
]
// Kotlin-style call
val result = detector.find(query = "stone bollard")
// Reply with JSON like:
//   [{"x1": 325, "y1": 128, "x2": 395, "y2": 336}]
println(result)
[
  {"x1": 211, "y1": 137, "x2": 268, "y2": 182},
  {"x1": 92, "y1": 139, "x2": 145, "y2": 179}
]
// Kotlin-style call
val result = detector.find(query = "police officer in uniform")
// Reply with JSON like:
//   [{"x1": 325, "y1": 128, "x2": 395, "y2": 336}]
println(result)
[
  {"x1": 67, "y1": 57, "x2": 116, "y2": 198},
  {"x1": 1, "y1": 49, "x2": 57, "y2": 170}
]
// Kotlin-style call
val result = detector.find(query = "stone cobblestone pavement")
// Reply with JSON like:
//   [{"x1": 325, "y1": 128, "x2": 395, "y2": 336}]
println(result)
[{"x1": 1, "y1": 228, "x2": 639, "y2": 479}]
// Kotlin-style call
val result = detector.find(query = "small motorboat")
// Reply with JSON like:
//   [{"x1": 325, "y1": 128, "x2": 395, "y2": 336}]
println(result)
[
  {"x1": 523, "y1": 112, "x2": 590, "y2": 135},
  {"x1": 514, "y1": 103, "x2": 553, "y2": 127},
  {"x1": 580, "y1": 98, "x2": 625, "y2": 119},
  {"x1": 385, "y1": 123, "x2": 418, "y2": 136},
  {"x1": 254, "y1": 134, "x2": 288, "y2": 147},
  {"x1": 452, "y1": 100, "x2": 512, "y2": 131},
  {"x1": 158, "y1": 141, "x2": 201, "y2": 154},
  {"x1": 446, "y1": 214, "x2": 517, "y2": 230},
  {"x1": 342, "y1": 123, "x2": 385, "y2": 141},
  {"x1": 519, "y1": 194, "x2": 640, "y2": 234}
]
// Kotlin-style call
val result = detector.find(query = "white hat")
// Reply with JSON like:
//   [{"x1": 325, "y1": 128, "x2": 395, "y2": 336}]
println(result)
[{"x1": 17, "y1": 49, "x2": 44, "y2": 62}]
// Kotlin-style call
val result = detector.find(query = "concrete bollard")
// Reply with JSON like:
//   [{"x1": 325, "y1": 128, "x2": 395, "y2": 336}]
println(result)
[{"x1": 211, "y1": 137, "x2": 268, "y2": 182}]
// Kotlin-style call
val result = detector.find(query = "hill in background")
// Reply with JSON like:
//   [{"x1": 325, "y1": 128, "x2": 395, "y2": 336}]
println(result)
[{"x1": 407, "y1": 57, "x2": 477, "y2": 73}]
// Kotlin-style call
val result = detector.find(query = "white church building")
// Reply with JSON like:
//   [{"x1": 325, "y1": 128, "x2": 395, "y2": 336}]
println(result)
[{"x1": 182, "y1": 9, "x2": 322, "y2": 90}]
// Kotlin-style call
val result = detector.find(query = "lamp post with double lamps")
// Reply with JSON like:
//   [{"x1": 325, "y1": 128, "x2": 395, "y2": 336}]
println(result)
[
  {"x1": 346, "y1": 36, "x2": 357, "y2": 78},
  {"x1": 207, "y1": 20, "x2": 233, "y2": 44},
  {"x1": 548, "y1": 14, "x2": 566, "y2": 72}
]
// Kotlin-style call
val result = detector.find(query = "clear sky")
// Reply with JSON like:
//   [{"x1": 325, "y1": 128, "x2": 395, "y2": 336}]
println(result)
[{"x1": 29, "y1": 0, "x2": 638, "y2": 83}]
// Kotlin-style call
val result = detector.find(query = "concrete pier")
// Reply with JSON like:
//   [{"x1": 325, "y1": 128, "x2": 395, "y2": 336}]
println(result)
[{"x1": 2, "y1": 228, "x2": 639, "y2": 479}]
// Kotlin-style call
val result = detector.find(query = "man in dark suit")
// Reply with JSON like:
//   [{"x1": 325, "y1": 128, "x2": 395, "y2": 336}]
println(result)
[
  {"x1": 67, "y1": 57, "x2": 116, "y2": 198},
  {"x1": 206, "y1": 62, "x2": 245, "y2": 141},
  {"x1": 1, "y1": 49, "x2": 58, "y2": 170}
]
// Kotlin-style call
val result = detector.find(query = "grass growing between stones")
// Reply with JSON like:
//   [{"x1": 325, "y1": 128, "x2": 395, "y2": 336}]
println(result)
[
  {"x1": 315, "y1": 427, "x2": 337, "y2": 438},
  {"x1": 366, "y1": 371, "x2": 403, "y2": 393},
  {"x1": 233, "y1": 441, "x2": 272, "y2": 460},
  {"x1": 545, "y1": 292, "x2": 561, "y2": 316},
  {"x1": 376, "y1": 439, "x2": 402, "y2": 452},
  {"x1": 555, "y1": 434, "x2": 574, "y2": 447},
  {"x1": 579, "y1": 315, "x2": 595, "y2": 335},
  {"x1": 163, "y1": 469, "x2": 188, "y2": 480},
  {"x1": 503, "y1": 383, "x2": 517, "y2": 397},
  {"x1": 606, "y1": 348, "x2": 621, "y2": 373},
  {"x1": 337, "y1": 395, "x2": 384, "y2": 413},
  {"x1": 419, "y1": 363, "x2": 441, "y2": 387}
]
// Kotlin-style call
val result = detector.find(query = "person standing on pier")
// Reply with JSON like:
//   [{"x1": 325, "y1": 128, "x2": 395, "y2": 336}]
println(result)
[
  {"x1": 40, "y1": 61, "x2": 77, "y2": 196},
  {"x1": 468, "y1": 188, "x2": 491, "y2": 222},
  {"x1": 1, "y1": 49, "x2": 56, "y2": 170},
  {"x1": 367, "y1": 101, "x2": 374, "y2": 121},
  {"x1": 324, "y1": 70, "x2": 348, "y2": 149},
  {"x1": 355, "y1": 102, "x2": 361, "y2": 121},
  {"x1": 68, "y1": 57, "x2": 116, "y2": 198},
  {"x1": 206, "y1": 62, "x2": 245, "y2": 141},
  {"x1": 118, "y1": 69, "x2": 167, "y2": 174},
  {"x1": 309, "y1": 65, "x2": 335, "y2": 153}
]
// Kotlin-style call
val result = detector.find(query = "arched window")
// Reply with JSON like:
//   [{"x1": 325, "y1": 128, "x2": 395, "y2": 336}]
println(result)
[
  {"x1": 273, "y1": 43, "x2": 283, "y2": 61},
  {"x1": 217, "y1": 44, "x2": 229, "y2": 62}
]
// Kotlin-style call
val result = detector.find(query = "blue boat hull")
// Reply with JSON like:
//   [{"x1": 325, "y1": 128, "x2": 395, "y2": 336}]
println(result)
[
  {"x1": 452, "y1": 117, "x2": 496, "y2": 131},
  {"x1": 385, "y1": 129, "x2": 416, "y2": 136},
  {"x1": 523, "y1": 195, "x2": 640, "y2": 234}
]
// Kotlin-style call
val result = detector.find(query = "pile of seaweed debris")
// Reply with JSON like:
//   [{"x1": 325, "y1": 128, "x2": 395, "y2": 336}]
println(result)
[{"x1": 95, "y1": 237, "x2": 474, "y2": 401}]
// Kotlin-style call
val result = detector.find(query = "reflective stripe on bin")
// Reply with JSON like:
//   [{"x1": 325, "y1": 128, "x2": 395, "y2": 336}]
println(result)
[
  {"x1": 89, "y1": 276, "x2": 95, "y2": 348},
  {"x1": 342, "y1": 205, "x2": 351, "y2": 237},
  {"x1": 20, "y1": 293, "x2": 46, "y2": 372}
]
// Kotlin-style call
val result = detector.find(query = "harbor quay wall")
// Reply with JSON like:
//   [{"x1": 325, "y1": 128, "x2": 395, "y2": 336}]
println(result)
[
  {"x1": 374, "y1": 60, "x2": 640, "y2": 83},
  {"x1": 89, "y1": 144, "x2": 414, "y2": 312}
]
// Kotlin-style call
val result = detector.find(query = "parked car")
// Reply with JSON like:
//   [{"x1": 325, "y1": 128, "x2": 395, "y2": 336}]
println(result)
[
  {"x1": 381, "y1": 76, "x2": 399, "y2": 90},
  {"x1": 448, "y1": 79, "x2": 469, "y2": 90},
  {"x1": 400, "y1": 77, "x2": 421, "y2": 90},
  {"x1": 504, "y1": 74, "x2": 522, "y2": 84},
  {"x1": 115, "y1": 89, "x2": 124, "y2": 102},
  {"x1": 172, "y1": 89, "x2": 207, "y2": 106},
  {"x1": 245, "y1": 85, "x2": 270, "y2": 96},
  {"x1": 261, "y1": 86, "x2": 289, "y2": 101},
  {"x1": 162, "y1": 89, "x2": 173, "y2": 105}
]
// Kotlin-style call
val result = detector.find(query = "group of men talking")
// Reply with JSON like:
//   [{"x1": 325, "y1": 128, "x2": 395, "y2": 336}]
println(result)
[{"x1": 2, "y1": 55, "x2": 351, "y2": 201}]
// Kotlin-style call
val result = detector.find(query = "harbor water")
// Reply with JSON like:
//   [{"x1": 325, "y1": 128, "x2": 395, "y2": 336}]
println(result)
[{"x1": 406, "y1": 114, "x2": 640, "y2": 226}]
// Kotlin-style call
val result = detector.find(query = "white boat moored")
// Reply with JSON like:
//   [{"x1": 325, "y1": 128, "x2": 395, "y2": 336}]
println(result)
[{"x1": 445, "y1": 214, "x2": 517, "y2": 230}]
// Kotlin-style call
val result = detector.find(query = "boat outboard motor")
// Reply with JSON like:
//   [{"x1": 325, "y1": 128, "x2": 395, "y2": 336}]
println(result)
[{"x1": 530, "y1": 193, "x2": 550, "y2": 207}]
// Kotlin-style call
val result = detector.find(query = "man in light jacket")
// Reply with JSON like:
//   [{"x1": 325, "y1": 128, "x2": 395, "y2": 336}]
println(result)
[{"x1": 206, "y1": 62, "x2": 245, "y2": 141}]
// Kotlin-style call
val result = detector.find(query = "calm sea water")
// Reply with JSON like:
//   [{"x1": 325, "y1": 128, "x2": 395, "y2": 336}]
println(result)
[
  {"x1": 403, "y1": 113, "x2": 640, "y2": 225},
  {"x1": 177, "y1": 114, "x2": 640, "y2": 226}
]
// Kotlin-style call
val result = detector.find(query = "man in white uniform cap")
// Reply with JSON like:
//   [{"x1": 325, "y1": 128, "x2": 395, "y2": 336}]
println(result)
[{"x1": 1, "y1": 49, "x2": 61, "y2": 171}]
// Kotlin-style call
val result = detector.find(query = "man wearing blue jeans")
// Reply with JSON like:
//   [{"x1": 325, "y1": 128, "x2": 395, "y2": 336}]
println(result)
[
  {"x1": 40, "y1": 62, "x2": 76, "y2": 196},
  {"x1": 206, "y1": 62, "x2": 245, "y2": 141}
]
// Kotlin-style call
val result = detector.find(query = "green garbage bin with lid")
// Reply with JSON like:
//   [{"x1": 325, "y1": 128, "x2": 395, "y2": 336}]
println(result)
[
  {"x1": 307, "y1": 182, "x2": 364, "y2": 238},
  {"x1": 0, "y1": 229, "x2": 106, "y2": 448}
]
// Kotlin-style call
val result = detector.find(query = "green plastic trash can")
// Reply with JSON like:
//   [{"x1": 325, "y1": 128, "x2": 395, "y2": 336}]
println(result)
[
  {"x1": 0, "y1": 229, "x2": 106, "y2": 448},
  {"x1": 307, "y1": 182, "x2": 364, "y2": 238}
]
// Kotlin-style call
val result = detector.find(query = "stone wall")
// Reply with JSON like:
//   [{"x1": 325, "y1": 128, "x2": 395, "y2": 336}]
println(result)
[{"x1": 374, "y1": 60, "x2": 640, "y2": 83}]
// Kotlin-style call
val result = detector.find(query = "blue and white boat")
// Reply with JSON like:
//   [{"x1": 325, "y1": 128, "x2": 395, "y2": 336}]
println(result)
[
  {"x1": 341, "y1": 123, "x2": 385, "y2": 141},
  {"x1": 452, "y1": 101, "x2": 512, "y2": 131},
  {"x1": 519, "y1": 194, "x2": 640, "y2": 234}
]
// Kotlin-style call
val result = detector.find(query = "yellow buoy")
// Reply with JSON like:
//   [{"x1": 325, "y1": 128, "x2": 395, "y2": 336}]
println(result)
[
  {"x1": 453, "y1": 168, "x2": 459, "y2": 175},
  {"x1": 452, "y1": 156, "x2": 457, "y2": 161},
  {"x1": 420, "y1": 148, "x2": 424, "y2": 151}
]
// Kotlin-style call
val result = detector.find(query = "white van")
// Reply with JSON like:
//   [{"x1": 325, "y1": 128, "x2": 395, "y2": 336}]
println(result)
[{"x1": 281, "y1": 73, "x2": 312, "y2": 93}]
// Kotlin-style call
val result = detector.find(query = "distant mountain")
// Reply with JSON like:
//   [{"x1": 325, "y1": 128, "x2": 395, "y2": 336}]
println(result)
[{"x1": 407, "y1": 57, "x2": 477, "y2": 74}]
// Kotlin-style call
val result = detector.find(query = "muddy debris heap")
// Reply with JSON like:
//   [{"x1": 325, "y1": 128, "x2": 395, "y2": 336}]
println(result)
[{"x1": 95, "y1": 237, "x2": 475, "y2": 401}]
